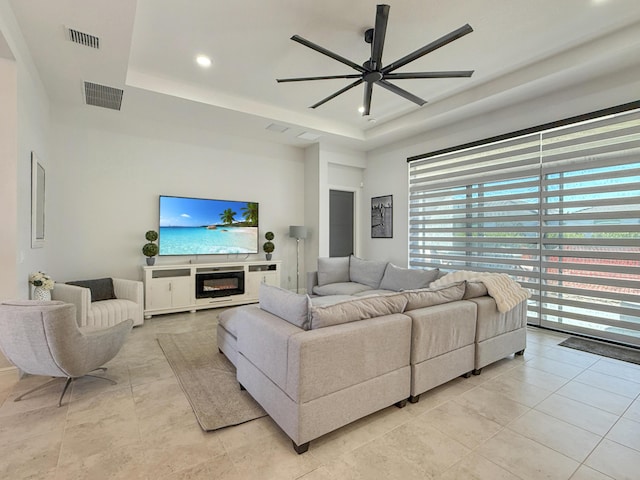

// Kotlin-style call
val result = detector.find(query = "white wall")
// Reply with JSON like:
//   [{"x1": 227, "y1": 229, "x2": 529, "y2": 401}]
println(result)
[
  {"x1": 0, "y1": 0, "x2": 51, "y2": 370},
  {"x1": 48, "y1": 105, "x2": 305, "y2": 290},
  {"x1": 0, "y1": 57, "x2": 17, "y2": 301},
  {"x1": 0, "y1": 1, "x2": 51, "y2": 300},
  {"x1": 303, "y1": 143, "x2": 321, "y2": 286},
  {"x1": 362, "y1": 62, "x2": 640, "y2": 267}
]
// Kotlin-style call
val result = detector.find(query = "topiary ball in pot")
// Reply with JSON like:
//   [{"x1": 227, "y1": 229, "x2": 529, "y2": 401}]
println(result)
[
  {"x1": 143, "y1": 230, "x2": 159, "y2": 265},
  {"x1": 263, "y1": 231, "x2": 275, "y2": 260}
]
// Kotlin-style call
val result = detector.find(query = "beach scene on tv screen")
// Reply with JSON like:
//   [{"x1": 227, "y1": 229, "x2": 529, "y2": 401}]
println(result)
[{"x1": 159, "y1": 196, "x2": 258, "y2": 255}]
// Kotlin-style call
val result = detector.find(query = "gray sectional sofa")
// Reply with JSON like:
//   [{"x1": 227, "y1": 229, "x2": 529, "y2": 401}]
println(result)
[{"x1": 217, "y1": 256, "x2": 529, "y2": 454}]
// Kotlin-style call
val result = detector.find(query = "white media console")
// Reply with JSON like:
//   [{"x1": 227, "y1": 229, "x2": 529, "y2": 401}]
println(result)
[{"x1": 142, "y1": 260, "x2": 281, "y2": 318}]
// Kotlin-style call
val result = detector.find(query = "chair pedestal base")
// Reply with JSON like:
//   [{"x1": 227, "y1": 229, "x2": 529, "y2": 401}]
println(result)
[{"x1": 14, "y1": 367, "x2": 116, "y2": 407}]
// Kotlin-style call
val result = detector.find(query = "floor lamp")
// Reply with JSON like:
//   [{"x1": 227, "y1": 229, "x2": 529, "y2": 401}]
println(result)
[{"x1": 289, "y1": 226, "x2": 308, "y2": 293}]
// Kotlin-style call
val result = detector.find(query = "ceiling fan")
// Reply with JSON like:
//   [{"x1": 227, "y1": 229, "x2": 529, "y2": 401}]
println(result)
[{"x1": 277, "y1": 4, "x2": 474, "y2": 116}]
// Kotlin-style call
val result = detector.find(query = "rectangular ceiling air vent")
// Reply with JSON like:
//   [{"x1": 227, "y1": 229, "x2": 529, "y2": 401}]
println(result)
[
  {"x1": 297, "y1": 132, "x2": 321, "y2": 141},
  {"x1": 266, "y1": 123, "x2": 289, "y2": 133},
  {"x1": 66, "y1": 27, "x2": 100, "y2": 49},
  {"x1": 84, "y1": 81, "x2": 123, "y2": 111}
]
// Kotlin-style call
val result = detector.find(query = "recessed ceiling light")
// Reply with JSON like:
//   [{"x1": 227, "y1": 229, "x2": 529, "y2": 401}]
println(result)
[
  {"x1": 196, "y1": 55, "x2": 212, "y2": 68},
  {"x1": 358, "y1": 106, "x2": 365, "y2": 114}
]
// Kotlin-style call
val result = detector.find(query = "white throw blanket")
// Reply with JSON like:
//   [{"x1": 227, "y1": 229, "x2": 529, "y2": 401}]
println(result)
[{"x1": 431, "y1": 271, "x2": 531, "y2": 313}]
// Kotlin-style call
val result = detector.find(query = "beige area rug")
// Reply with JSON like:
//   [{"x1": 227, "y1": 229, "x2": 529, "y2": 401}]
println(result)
[{"x1": 157, "y1": 330, "x2": 266, "y2": 431}]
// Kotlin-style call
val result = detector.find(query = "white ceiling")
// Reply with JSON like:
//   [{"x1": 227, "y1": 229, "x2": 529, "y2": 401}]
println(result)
[{"x1": 8, "y1": 0, "x2": 640, "y2": 150}]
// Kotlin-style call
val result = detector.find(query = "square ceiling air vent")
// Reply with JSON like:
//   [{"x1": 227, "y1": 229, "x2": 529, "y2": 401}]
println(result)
[
  {"x1": 66, "y1": 27, "x2": 100, "y2": 49},
  {"x1": 84, "y1": 82, "x2": 123, "y2": 111}
]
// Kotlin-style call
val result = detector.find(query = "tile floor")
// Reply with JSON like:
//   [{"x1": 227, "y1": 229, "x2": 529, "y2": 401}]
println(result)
[{"x1": 1, "y1": 310, "x2": 639, "y2": 480}]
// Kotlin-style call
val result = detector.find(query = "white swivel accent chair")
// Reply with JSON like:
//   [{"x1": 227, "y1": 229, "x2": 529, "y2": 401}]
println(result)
[{"x1": 0, "y1": 301, "x2": 132, "y2": 406}]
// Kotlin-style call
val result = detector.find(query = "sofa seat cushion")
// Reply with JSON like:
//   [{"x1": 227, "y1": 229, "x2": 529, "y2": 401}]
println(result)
[
  {"x1": 309, "y1": 293, "x2": 408, "y2": 329},
  {"x1": 405, "y1": 301, "x2": 477, "y2": 363},
  {"x1": 87, "y1": 299, "x2": 137, "y2": 328},
  {"x1": 379, "y1": 264, "x2": 440, "y2": 291},
  {"x1": 317, "y1": 256, "x2": 350, "y2": 286},
  {"x1": 313, "y1": 282, "x2": 373, "y2": 296},
  {"x1": 470, "y1": 296, "x2": 528, "y2": 342},
  {"x1": 218, "y1": 305, "x2": 257, "y2": 338},
  {"x1": 349, "y1": 256, "x2": 388, "y2": 289}
]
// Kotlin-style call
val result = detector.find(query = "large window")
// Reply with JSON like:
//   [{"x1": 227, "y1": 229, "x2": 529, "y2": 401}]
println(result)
[{"x1": 409, "y1": 108, "x2": 640, "y2": 346}]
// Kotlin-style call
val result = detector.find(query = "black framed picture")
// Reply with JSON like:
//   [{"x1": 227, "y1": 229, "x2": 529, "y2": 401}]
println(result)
[{"x1": 371, "y1": 195, "x2": 393, "y2": 238}]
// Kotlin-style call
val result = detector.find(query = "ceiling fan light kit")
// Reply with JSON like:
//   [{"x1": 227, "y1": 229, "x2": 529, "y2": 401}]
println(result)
[{"x1": 277, "y1": 4, "x2": 474, "y2": 116}]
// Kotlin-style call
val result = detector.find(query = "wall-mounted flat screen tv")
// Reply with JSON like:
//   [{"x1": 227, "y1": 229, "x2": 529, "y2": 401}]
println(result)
[{"x1": 158, "y1": 195, "x2": 259, "y2": 255}]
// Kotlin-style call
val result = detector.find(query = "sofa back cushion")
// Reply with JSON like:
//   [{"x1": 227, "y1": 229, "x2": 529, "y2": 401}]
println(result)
[
  {"x1": 317, "y1": 256, "x2": 350, "y2": 286},
  {"x1": 403, "y1": 281, "x2": 467, "y2": 311},
  {"x1": 309, "y1": 293, "x2": 407, "y2": 329},
  {"x1": 379, "y1": 264, "x2": 439, "y2": 291},
  {"x1": 313, "y1": 282, "x2": 373, "y2": 296},
  {"x1": 66, "y1": 278, "x2": 116, "y2": 302},
  {"x1": 463, "y1": 281, "x2": 488, "y2": 299},
  {"x1": 259, "y1": 283, "x2": 311, "y2": 330},
  {"x1": 349, "y1": 255, "x2": 388, "y2": 289}
]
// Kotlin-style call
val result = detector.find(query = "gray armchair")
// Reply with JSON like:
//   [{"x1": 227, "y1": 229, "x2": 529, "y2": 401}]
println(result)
[{"x1": 0, "y1": 300, "x2": 132, "y2": 406}]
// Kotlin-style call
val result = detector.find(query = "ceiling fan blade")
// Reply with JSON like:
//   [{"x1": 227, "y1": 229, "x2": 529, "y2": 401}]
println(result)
[
  {"x1": 310, "y1": 78, "x2": 364, "y2": 109},
  {"x1": 277, "y1": 74, "x2": 362, "y2": 83},
  {"x1": 384, "y1": 70, "x2": 474, "y2": 79},
  {"x1": 370, "y1": 4, "x2": 390, "y2": 70},
  {"x1": 362, "y1": 81, "x2": 374, "y2": 116},
  {"x1": 377, "y1": 80, "x2": 426, "y2": 106},
  {"x1": 291, "y1": 35, "x2": 366, "y2": 73},
  {"x1": 382, "y1": 24, "x2": 473, "y2": 74}
]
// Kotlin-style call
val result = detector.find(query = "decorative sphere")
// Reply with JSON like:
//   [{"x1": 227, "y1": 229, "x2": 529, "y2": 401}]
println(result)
[
  {"x1": 145, "y1": 230, "x2": 159, "y2": 242},
  {"x1": 142, "y1": 242, "x2": 159, "y2": 257}
]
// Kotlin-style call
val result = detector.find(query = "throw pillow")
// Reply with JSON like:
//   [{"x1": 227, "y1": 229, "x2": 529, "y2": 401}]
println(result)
[
  {"x1": 67, "y1": 278, "x2": 116, "y2": 302},
  {"x1": 379, "y1": 264, "x2": 440, "y2": 291},
  {"x1": 317, "y1": 256, "x2": 350, "y2": 286},
  {"x1": 349, "y1": 255, "x2": 388, "y2": 289},
  {"x1": 259, "y1": 283, "x2": 311, "y2": 330},
  {"x1": 403, "y1": 281, "x2": 467, "y2": 311},
  {"x1": 309, "y1": 293, "x2": 407, "y2": 329}
]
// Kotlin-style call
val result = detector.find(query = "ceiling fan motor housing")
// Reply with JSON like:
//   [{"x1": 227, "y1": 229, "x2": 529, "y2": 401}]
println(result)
[{"x1": 364, "y1": 28, "x2": 374, "y2": 44}]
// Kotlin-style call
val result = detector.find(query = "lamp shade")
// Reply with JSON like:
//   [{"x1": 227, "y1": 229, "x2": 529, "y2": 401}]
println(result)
[{"x1": 289, "y1": 225, "x2": 308, "y2": 239}]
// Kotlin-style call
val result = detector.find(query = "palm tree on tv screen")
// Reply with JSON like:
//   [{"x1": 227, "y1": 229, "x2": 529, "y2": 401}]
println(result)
[
  {"x1": 220, "y1": 208, "x2": 237, "y2": 225},
  {"x1": 241, "y1": 203, "x2": 258, "y2": 226}
]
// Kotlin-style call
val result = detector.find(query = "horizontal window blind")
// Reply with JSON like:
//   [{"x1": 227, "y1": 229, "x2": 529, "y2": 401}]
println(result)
[
  {"x1": 409, "y1": 108, "x2": 640, "y2": 345},
  {"x1": 540, "y1": 112, "x2": 640, "y2": 342}
]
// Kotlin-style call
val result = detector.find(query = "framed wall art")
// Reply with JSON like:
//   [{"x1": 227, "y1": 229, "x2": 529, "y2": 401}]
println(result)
[
  {"x1": 371, "y1": 195, "x2": 392, "y2": 238},
  {"x1": 31, "y1": 152, "x2": 45, "y2": 248}
]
